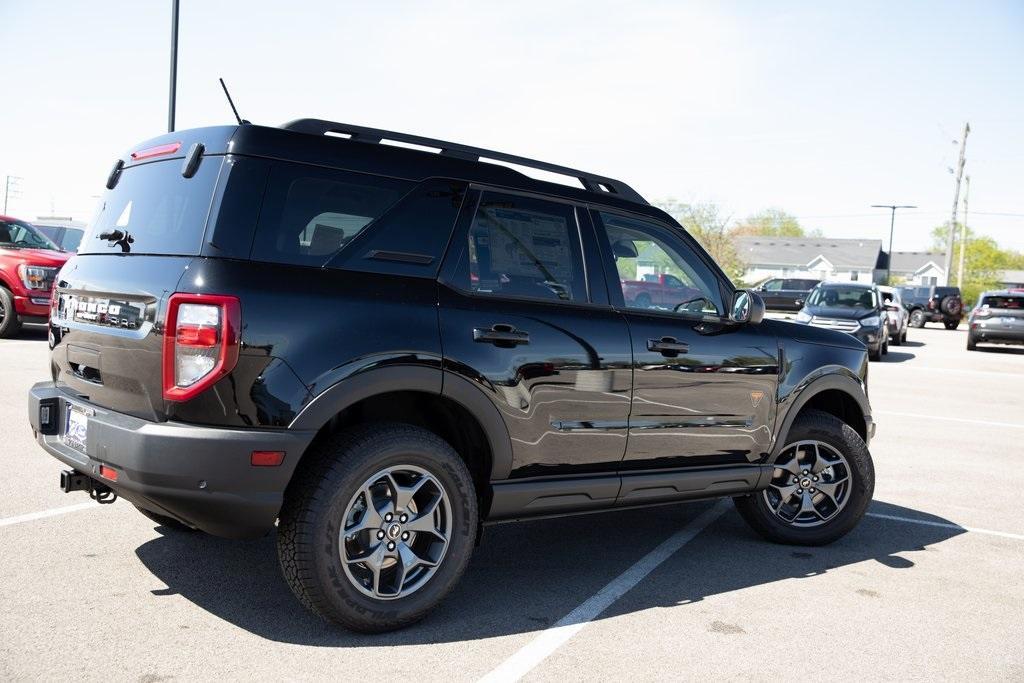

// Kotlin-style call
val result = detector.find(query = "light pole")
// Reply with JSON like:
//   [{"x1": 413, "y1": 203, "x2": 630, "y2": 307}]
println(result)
[
  {"x1": 168, "y1": 0, "x2": 179, "y2": 133},
  {"x1": 872, "y1": 204, "x2": 916, "y2": 285}
]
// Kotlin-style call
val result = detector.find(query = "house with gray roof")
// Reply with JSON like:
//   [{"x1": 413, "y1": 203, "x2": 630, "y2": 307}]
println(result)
[
  {"x1": 886, "y1": 251, "x2": 946, "y2": 286},
  {"x1": 736, "y1": 237, "x2": 885, "y2": 285}
]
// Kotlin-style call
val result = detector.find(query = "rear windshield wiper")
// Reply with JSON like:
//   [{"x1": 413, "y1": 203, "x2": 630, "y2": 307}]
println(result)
[{"x1": 97, "y1": 229, "x2": 134, "y2": 253}]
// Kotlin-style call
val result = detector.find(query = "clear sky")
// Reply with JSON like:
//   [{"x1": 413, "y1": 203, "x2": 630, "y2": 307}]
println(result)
[{"x1": 2, "y1": 0, "x2": 1022, "y2": 251}]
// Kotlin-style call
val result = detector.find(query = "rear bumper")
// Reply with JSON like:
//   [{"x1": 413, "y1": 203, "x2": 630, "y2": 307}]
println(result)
[
  {"x1": 970, "y1": 327, "x2": 1024, "y2": 344},
  {"x1": 28, "y1": 382, "x2": 315, "y2": 538}
]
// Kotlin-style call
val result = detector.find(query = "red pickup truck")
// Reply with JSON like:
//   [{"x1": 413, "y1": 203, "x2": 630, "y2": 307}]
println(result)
[
  {"x1": 621, "y1": 272, "x2": 703, "y2": 309},
  {"x1": 0, "y1": 215, "x2": 70, "y2": 337}
]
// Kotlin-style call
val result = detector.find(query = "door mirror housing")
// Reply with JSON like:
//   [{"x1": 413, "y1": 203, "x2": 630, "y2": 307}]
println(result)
[
  {"x1": 731, "y1": 290, "x2": 765, "y2": 324},
  {"x1": 794, "y1": 298, "x2": 804, "y2": 307}
]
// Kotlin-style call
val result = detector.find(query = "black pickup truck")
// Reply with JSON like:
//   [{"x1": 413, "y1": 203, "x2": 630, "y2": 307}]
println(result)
[{"x1": 28, "y1": 119, "x2": 875, "y2": 633}]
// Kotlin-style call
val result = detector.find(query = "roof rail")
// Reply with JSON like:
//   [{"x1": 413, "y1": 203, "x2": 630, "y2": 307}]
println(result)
[{"x1": 280, "y1": 118, "x2": 648, "y2": 205}]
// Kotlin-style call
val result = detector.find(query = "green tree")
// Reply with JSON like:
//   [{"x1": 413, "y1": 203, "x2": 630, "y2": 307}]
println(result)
[
  {"x1": 730, "y1": 208, "x2": 818, "y2": 238},
  {"x1": 930, "y1": 223, "x2": 1024, "y2": 306},
  {"x1": 655, "y1": 199, "x2": 745, "y2": 282}
]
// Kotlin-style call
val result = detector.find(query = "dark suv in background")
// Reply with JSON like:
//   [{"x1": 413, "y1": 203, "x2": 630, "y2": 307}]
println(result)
[
  {"x1": 899, "y1": 284, "x2": 962, "y2": 329},
  {"x1": 28, "y1": 120, "x2": 876, "y2": 633},
  {"x1": 755, "y1": 277, "x2": 820, "y2": 311},
  {"x1": 794, "y1": 282, "x2": 888, "y2": 360}
]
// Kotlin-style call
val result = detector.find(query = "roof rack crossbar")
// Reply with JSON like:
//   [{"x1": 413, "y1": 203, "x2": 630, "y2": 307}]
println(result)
[{"x1": 281, "y1": 118, "x2": 647, "y2": 204}]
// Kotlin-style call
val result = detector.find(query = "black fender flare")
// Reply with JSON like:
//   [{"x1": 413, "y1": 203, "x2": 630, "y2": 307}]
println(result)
[
  {"x1": 772, "y1": 373, "x2": 871, "y2": 459},
  {"x1": 287, "y1": 365, "x2": 513, "y2": 482}
]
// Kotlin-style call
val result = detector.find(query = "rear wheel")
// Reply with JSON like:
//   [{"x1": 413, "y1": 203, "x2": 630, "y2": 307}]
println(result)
[
  {"x1": 909, "y1": 309, "x2": 925, "y2": 328},
  {"x1": 966, "y1": 334, "x2": 977, "y2": 351},
  {"x1": 891, "y1": 327, "x2": 902, "y2": 346},
  {"x1": 277, "y1": 423, "x2": 477, "y2": 633},
  {"x1": 0, "y1": 287, "x2": 22, "y2": 339},
  {"x1": 735, "y1": 410, "x2": 874, "y2": 545},
  {"x1": 634, "y1": 293, "x2": 652, "y2": 308},
  {"x1": 901, "y1": 328, "x2": 907, "y2": 344},
  {"x1": 944, "y1": 319, "x2": 959, "y2": 330}
]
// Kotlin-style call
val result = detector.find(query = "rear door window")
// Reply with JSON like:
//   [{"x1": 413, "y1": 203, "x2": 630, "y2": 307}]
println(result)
[
  {"x1": 458, "y1": 192, "x2": 586, "y2": 303},
  {"x1": 80, "y1": 158, "x2": 223, "y2": 256},
  {"x1": 250, "y1": 163, "x2": 411, "y2": 267}
]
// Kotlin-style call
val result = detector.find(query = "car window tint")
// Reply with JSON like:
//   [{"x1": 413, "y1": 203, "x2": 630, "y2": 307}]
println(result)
[
  {"x1": 762, "y1": 279, "x2": 783, "y2": 291},
  {"x1": 597, "y1": 211, "x2": 722, "y2": 316},
  {"x1": 462, "y1": 192, "x2": 585, "y2": 303},
  {"x1": 251, "y1": 163, "x2": 411, "y2": 267},
  {"x1": 981, "y1": 295, "x2": 1023, "y2": 309}
]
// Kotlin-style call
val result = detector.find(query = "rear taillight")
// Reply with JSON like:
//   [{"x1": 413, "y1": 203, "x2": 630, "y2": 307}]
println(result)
[{"x1": 162, "y1": 293, "x2": 241, "y2": 401}]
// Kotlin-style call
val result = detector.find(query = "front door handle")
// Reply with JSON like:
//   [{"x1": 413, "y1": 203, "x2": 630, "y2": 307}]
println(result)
[
  {"x1": 648, "y1": 336, "x2": 689, "y2": 355},
  {"x1": 474, "y1": 324, "x2": 530, "y2": 346}
]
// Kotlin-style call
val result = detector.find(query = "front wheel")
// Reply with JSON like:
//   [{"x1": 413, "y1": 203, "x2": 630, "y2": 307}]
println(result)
[
  {"x1": 277, "y1": 423, "x2": 477, "y2": 633},
  {"x1": 944, "y1": 319, "x2": 960, "y2": 330},
  {"x1": 909, "y1": 309, "x2": 925, "y2": 328},
  {"x1": 735, "y1": 410, "x2": 874, "y2": 546},
  {"x1": 0, "y1": 287, "x2": 22, "y2": 339}
]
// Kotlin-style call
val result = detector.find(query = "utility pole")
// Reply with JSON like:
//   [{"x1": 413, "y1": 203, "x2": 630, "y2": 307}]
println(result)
[
  {"x1": 957, "y1": 175, "x2": 970, "y2": 288},
  {"x1": 168, "y1": 0, "x2": 180, "y2": 133},
  {"x1": 942, "y1": 122, "x2": 969, "y2": 286},
  {"x1": 871, "y1": 204, "x2": 916, "y2": 284},
  {"x1": 3, "y1": 175, "x2": 23, "y2": 215}
]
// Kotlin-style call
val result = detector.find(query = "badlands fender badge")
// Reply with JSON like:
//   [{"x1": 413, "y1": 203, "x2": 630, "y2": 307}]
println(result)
[{"x1": 750, "y1": 391, "x2": 765, "y2": 408}]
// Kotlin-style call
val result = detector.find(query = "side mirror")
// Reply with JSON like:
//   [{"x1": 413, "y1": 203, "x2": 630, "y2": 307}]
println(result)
[
  {"x1": 731, "y1": 290, "x2": 765, "y2": 325},
  {"x1": 794, "y1": 298, "x2": 804, "y2": 307}
]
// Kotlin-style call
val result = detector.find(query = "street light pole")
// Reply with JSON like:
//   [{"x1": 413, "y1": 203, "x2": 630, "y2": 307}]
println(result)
[
  {"x1": 871, "y1": 204, "x2": 917, "y2": 284},
  {"x1": 168, "y1": 0, "x2": 179, "y2": 133}
]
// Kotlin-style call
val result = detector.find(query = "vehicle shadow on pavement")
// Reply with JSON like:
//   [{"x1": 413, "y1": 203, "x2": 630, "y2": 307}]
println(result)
[
  {"x1": 972, "y1": 346, "x2": 1024, "y2": 355},
  {"x1": 3, "y1": 325, "x2": 48, "y2": 342},
  {"x1": 133, "y1": 499, "x2": 963, "y2": 646},
  {"x1": 881, "y1": 350, "x2": 916, "y2": 363}
]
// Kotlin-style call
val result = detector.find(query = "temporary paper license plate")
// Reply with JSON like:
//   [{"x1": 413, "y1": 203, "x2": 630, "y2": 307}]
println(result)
[{"x1": 64, "y1": 405, "x2": 89, "y2": 453}]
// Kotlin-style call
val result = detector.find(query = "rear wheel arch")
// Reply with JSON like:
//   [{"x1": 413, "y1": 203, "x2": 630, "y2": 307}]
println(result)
[
  {"x1": 286, "y1": 367, "x2": 512, "y2": 504},
  {"x1": 774, "y1": 376, "x2": 869, "y2": 456}
]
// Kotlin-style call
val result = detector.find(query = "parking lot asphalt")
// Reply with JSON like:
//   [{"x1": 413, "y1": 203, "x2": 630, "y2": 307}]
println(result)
[{"x1": 1, "y1": 323, "x2": 1022, "y2": 681}]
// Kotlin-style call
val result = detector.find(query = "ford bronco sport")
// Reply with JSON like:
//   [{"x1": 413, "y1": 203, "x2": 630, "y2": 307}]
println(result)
[{"x1": 28, "y1": 120, "x2": 876, "y2": 632}]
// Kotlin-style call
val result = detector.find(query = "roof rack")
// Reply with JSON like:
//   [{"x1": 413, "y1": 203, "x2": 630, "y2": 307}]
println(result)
[{"x1": 280, "y1": 118, "x2": 648, "y2": 205}]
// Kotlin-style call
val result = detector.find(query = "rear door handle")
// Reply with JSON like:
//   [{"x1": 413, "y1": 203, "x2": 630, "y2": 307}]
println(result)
[
  {"x1": 648, "y1": 336, "x2": 689, "y2": 355},
  {"x1": 473, "y1": 324, "x2": 530, "y2": 346}
]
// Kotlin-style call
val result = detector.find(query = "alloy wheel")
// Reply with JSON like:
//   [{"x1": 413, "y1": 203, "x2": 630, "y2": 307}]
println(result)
[
  {"x1": 762, "y1": 440, "x2": 852, "y2": 528},
  {"x1": 340, "y1": 465, "x2": 451, "y2": 600}
]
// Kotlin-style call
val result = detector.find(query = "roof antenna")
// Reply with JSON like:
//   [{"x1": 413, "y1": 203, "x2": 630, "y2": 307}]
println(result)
[{"x1": 219, "y1": 78, "x2": 249, "y2": 125}]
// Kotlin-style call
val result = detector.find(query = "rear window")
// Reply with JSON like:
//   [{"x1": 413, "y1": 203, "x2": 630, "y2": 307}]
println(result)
[
  {"x1": 981, "y1": 295, "x2": 1024, "y2": 309},
  {"x1": 250, "y1": 164, "x2": 411, "y2": 268},
  {"x1": 80, "y1": 158, "x2": 222, "y2": 256},
  {"x1": 933, "y1": 287, "x2": 960, "y2": 297}
]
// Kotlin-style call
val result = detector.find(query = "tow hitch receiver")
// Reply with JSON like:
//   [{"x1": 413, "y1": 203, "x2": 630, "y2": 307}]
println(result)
[{"x1": 60, "y1": 469, "x2": 118, "y2": 504}]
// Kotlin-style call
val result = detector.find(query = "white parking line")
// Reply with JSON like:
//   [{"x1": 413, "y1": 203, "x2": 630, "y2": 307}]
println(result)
[
  {"x1": 0, "y1": 502, "x2": 96, "y2": 528},
  {"x1": 874, "y1": 410, "x2": 1024, "y2": 430},
  {"x1": 867, "y1": 512, "x2": 1024, "y2": 541},
  {"x1": 479, "y1": 500, "x2": 729, "y2": 683}
]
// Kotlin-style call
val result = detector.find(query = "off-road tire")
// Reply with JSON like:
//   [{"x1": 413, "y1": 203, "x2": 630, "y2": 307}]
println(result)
[
  {"x1": 909, "y1": 309, "x2": 925, "y2": 328},
  {"x1": 940, "y1": 296, "x2": 962, "y2": 317},
  {"x1": 133, "y1": 503, "x2": 197, "y2": 531},
  {"x1": 735, "y1": 410, "x2": 874, "y2": 545},
  {"x1": 0, "y1": 287, "x2": 22, "y2": 339},
  {"x1": 277, "y1": 423, "x2": 477, "y2": 633}
]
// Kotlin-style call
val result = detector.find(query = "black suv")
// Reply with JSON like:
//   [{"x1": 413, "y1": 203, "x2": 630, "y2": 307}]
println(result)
[
  {"x1": 755, "y1": 277, "x2": 821, "y2": 312},
  {"x1": 28, "y1": 120, "x2": 876, "y2": 633},
  {"x1": 899, "y1": 285, "x2": 962, "y2": 329}
]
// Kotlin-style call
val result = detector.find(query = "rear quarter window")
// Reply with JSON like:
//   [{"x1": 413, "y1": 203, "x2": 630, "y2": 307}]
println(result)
[{"x1": 250, "y1": 163, "x2": 412, "y2": 268}]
